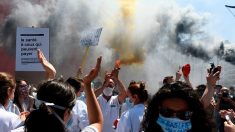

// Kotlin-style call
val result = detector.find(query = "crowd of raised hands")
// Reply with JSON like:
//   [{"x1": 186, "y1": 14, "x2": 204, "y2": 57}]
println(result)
[{"x1": 1, "y1": 49, "x2": 235, "y2": 132}]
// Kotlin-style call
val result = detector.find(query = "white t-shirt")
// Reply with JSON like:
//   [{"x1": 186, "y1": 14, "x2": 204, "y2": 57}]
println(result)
[
  {"x1": 116, "y1": 104, "x2": 145, "y2": 132},
  {"x1": 0, "y1": 105, "x2": 23, "y2": 132},
  {"x1": 97, "y1": 95, "x2": 120, "y2": 132},
  {"x1": 68, "y1": 99, "x2": 89, "y2": 132}
]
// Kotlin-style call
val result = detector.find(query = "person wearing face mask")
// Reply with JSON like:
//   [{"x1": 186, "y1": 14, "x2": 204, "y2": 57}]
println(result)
[
  {"x1": 141, "y1": 81, "x2": 214, "y2": 132},
  {"x1": 66, "y1": 77, "x2": 89, "y2": 132},
  {"x1": 24, "y1": 56, "x2": 103, "y2": 132},
  {"x1": 0, "y1": 72, "x2": 24, "y2": 132},
  {"x1": 94, "y1": 67, "x2": 127, "y2": 132},
  {"x1": 116, "y1": 81, "x2": 148, "y2": 132},
  {"x1": 120, "y1": 97, "x2": 134, "y2": 114},
  {"x1": 13, "y1": 80, "x2": 34, "y2": 114}
]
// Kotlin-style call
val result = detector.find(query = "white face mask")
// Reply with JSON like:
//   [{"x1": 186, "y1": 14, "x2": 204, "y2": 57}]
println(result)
[
  {"x1": 103, "y1": 87, "x2": 113, "y2": 96},
  {"x1": 157, "y1": 114, "x2": 192, "y2": 132}
]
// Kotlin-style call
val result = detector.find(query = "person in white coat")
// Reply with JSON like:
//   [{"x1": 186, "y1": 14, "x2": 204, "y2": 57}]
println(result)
[
  {"x1": 24, "y1": 56, "x2": 103, "y2": 132},
  {"x1": 0, "y1": 72, "x2": 23, "y2": 132},
  {"x1": 116, "y1": 81, "x2": 148, "y2": 132},
  {"x1": 94, "y1": 67, "x2": 127, "y2": 132},
  {"x1": 66, "y1": 77, "x2": 89, "y2": 132}
]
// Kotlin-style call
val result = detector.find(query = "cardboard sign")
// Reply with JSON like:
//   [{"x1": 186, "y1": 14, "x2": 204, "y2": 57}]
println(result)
[
  {"x1": 16, "y1": 27, "x2": 49, "y2": 71},
  {"x1": 80, "y1": 27, "x2": 102, "y2": 47}
]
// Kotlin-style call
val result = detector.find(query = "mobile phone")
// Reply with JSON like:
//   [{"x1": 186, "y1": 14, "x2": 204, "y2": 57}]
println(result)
[
  {"x1": 209, "y1": 63, "x2": 220, "y2": 74},
  {"x1": 225, "y1": 115, "x2": 231, "y2": 122},
  {"x1": 209, "y1": 63, "x2": 215, "y2": 73}
]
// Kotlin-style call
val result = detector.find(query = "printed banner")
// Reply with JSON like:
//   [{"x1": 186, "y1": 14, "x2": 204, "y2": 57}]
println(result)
[{"x1": 16, "y1": 27, "x2": 49, "y2": 71}]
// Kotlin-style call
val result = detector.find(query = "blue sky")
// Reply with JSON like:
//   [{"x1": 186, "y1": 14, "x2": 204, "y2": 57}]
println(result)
[{"x1": 177, "y1": 0, "x2": 235, "y2": 42}]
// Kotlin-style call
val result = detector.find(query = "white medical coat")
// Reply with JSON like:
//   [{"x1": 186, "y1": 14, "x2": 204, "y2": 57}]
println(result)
[
  {"x1": 116, "y1": 104, "x2": 145, "y2": 132},
  {"x1": 97, "y1": 95, "x2": 120, "y2": 132}
]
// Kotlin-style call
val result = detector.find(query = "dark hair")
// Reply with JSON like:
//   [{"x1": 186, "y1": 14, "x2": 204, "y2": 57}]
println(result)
[
  {"x1": 0, "y1": 72, "x2": 15, "y2": 105},
  {"x1": 215, "y1": 85, "x2": 222, "y2": 90},
  {"x1": 66, "y1": 77, "x2": 83, "y2": 93},
  {"x1": 25, "y1": 80, "x2": 76, "y2": 132},
  {"x1": 14, "y1": 79, "x2": 28, "y2": 112},
  {"x1": 195, "y1": 84, "x2": 206, "y2": 97},
  {"x1": 128, "y1": 81, "x2": 148, "y2": 103},
  {"x1": 24, "y1": 103, "x2": 66, "y2": 132},
  {"x1": 141, "y1": 81, "x2": 213, "y2": 132},
  {"x1": 162, "y1": 76, "x2": 173, "y2": 85}
]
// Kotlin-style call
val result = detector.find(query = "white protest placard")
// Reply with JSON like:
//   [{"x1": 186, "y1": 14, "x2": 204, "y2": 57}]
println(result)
[
  {"x1": 16, "y1": 27, "x2": 49, "y2": 71},
  {"x1": 80, "y1": 27, "x2": 102, "y2": 47}
]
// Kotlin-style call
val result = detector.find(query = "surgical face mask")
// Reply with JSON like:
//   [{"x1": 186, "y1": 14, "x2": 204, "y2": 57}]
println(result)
[
  {"x1": 19, "y1": 85, "x2": 29, "y2": 97},
  {"x1": 125, "y1": 98, "x2": 134, "y2": 107},
  {"x1": 78, "y1": 92, "x2": 86, "y2": 101},
  {"x1": 157, "y1": 114, "x2": 192, "y2": 132},
  {"x1": 103, "y1": 87, "x2": 113, "y2": 96},
  {"x1": 66, "y1": 113, "x2": 73, "y2": 129},
  {"x1": 6, "y1": 99, "x2": 13, "y2": 111},
  {"x1": 80, "y1": 92, "x2": 85, "y2": 97},
  {"x1": 126, "y1": 98, "x2": 132, "y2": 103}
]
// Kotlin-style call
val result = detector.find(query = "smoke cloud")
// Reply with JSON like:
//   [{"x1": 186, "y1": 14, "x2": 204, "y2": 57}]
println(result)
[{"x1": 0, "y1": 0, "x2": 235, "y2": 93}]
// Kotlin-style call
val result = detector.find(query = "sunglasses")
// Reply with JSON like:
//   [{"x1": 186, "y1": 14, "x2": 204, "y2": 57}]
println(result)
[{"x1": 159, "y1": 107, "x2": 193, "y2": 120}]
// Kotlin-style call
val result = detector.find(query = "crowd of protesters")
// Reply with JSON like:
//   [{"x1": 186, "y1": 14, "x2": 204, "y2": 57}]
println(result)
[{"x1": 1, "y1": 49, "x2": 235, "y2": 132}]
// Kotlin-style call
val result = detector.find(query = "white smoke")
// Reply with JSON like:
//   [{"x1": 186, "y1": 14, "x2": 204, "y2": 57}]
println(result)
[{"x1": 1, "y1": 0, "x2": 234, "y2": 94}]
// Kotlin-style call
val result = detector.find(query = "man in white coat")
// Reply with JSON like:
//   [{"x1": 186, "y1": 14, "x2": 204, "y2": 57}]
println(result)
[{"x1": 95, "y1": 68, "x2": 126, "y2": 132}]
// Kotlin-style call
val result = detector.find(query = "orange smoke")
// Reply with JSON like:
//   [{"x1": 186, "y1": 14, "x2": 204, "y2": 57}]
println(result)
[
  {"x1": 119, "y1": 0, "x2": 136, "y2": 21},
  {"x1": 109, "y1": 0, "x2": 145, "y2": 65}
]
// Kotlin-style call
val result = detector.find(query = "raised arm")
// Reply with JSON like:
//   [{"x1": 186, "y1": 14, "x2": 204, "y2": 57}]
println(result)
[
  {"x1": 175, "y1": 70, "x2": 182, "y2": 82},
  {"x1": 83, "y1": 56, "x2": 103, "y2": 132},
  {"x1": 37, "y1": 49, "x2": 56, "y2": 80},
  {"x1": 94, "y1": 72, "x2": 110, "y2": 97},
  {"x1": 200, "y1": 66, "x2": 221, "y2": 108},
  {"x1": 183, "y1": 75, "x2": 193, "y2": 88},
  {"x1": 111, "y1": 68, "x2": 127, "y2": 104}
]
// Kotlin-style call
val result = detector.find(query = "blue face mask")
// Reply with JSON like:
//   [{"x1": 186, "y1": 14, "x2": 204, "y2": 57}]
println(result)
[
  {"x1": 157, "y1": 114, "x2": 192, "y2": 132},
  {"x1": 66, "y1": 114, "x2": 73, "y2": 129},
  {"x1": 125, "y1": 98, "x2": 133, "y2": 107},
  {"x1": 78, "y1": 92, "x2": 86, "y2": 101},
  {"x1": 6, "y1": 99, "x2": 13, "y2": 111}
]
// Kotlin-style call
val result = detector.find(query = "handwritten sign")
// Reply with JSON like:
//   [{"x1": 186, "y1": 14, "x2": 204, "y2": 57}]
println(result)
[
  {"x1": 16, "y1": 27, "x2": 49, "y2": 71},
  {"x1": 80, "y1": 27, "x2": 102, "y2": 46}
]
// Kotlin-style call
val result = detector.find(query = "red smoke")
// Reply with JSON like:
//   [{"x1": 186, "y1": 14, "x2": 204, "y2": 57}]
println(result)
[
  {"x1": 0, "y1": 0, "x2": 12, "y2": 24},
  {"x1": 0, "y1": 48, "x2": 15, "y2": 76}
]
